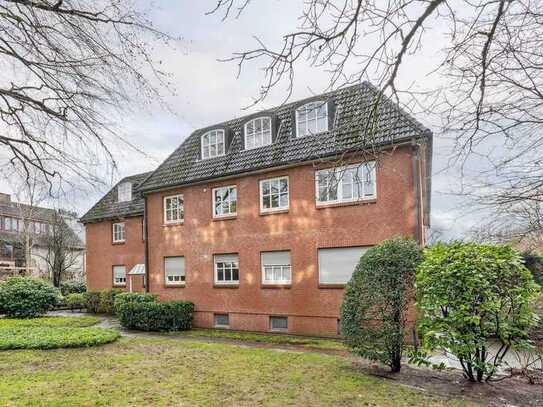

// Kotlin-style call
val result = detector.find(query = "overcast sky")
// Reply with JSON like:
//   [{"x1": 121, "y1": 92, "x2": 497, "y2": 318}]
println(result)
[{"x1": 3, "y1": 1, "x2": 487, "y2": 239}]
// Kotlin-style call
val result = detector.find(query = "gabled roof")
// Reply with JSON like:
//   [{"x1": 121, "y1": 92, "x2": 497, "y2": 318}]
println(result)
[
  {"x1": 138, "y1": 82, "x2": 431, "y2": 193},
  {"x1": 80, "y1": 172, "x2": 152, "y2": 224}
]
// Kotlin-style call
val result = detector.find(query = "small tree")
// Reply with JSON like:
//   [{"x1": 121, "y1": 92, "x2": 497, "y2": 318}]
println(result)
[
  {"x1": 341, "y1": 238, "x2": 422, "y2": 373},
  {"x1": 416, "y1": 242, "x2": 539, "y2": 382}
]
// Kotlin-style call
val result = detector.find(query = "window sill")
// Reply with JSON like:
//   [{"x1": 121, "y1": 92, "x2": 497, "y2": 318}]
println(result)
[
  {"x1": 212, "y1": 215, "x2": 237, "y2": 222},
  {"x1": 318, "y1": 283, "x2": 346, "y2": 289},
  {"x1": 213, "y1": 283, "x2": 239, "y2": 289},
  {"x1": 214, "y1": 325, "x2": 230, "y2": 329},
  {"x1": 163, "y1": 221, "x2": 184, "y2": 227},
  {"x1": 113, "y1": 284, "x2": 126, "y2": 288},
  {"x1": 112, "y1": 241, "x2": 126, "y2": 245},
  {"x1": 261, "y1": 284, "x2": 291, "y2": 289},
  {"x1": 316, "y1": 199, "x2": 376, "y2": 209},
  {"x1": 259, "y1": 208, "x2": 289, "y2": 216},
  {"x1": 164, "y1": 283, "x2": 186, "y2": 288}
]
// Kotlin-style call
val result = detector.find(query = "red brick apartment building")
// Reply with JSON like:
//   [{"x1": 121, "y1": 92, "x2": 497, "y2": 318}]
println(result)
[{"x1": 81, "y1": 83, "x2": 432, "y2": 336}]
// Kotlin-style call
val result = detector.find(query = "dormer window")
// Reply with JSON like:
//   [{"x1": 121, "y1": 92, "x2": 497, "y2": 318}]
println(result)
[
  {"x1": 295, "y1": 101, "x2": 328, "y2": 137},
  {"x1": 201, "y1": 129, "x2": 225, "y2": 159},
  {"x1": 245, "y1": 117, "x2": 272, "y2": 150},
  {"x1": 117, "y1": 182, "x2": 132, "y2": 202}
]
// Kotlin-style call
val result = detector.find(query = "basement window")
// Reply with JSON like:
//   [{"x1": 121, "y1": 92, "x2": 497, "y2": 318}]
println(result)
[
  {"x1": 214, "y1": 314, "x2": 230, "y2": 329},
  {"x1": 270, "y1": 316, "x2": 288, "y2": 332}
]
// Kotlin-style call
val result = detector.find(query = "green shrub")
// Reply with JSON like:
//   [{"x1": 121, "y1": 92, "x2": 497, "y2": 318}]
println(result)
[
  {"x1": 84, "y1": 291, "x2": 101, "y2": 313},
  {"x1": 60, "y1": 280, "x2": 87, "y2": 296},
  {"x1": 66, "y1": 293, "x2": 87, "y2": 310},
  {"x1": 84, "y1": 289, "x2": 123, "y2": 314},
  {"x1": 522, "y1": 251, "x2": 543, "y2": 286},
  {"x1": 113, "y1": 292, "x2": 157, "y2": 315},
  {"x1": 415, "y1": 242, "x2": 539, "y2": 382},
  {"x1": 341, "y1": 238, "x2": 421, "y2": 373},
  {"x1": 117, "y1": 300, "x2": 194, "y2": 331},
  {"x1": 0, "y1": 277, "x2": 59, "y2": 318},
  {"x1": 0, "y1": 327, "x2": 119, "y2": 350},
  {"x1": 0, "y1": 316, "x2": 99, "y2": 328}
]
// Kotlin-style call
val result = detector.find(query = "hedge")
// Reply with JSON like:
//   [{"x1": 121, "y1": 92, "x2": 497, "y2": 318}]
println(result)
[
  {"x1": 0, "y1": 277, "x2": 59, "y2": 318},
  {"x1": 60, "y1": 281, "x2": 87, "y2": 296},
  {"x1": 117, "y1": 300, "x2": 194, "y2": 331},
  {"x1": 84, "y1": 289, "x2": 123, "y2": 314},
  {"x1": 65, "y1": 293, "x2": 87, "y2": 311},
  {"x1": 113, "y1": 292, "x2": 157, "y2": 315},
  {"x1": 0, "y1": 327, "x2": 119, "y2": 350}
]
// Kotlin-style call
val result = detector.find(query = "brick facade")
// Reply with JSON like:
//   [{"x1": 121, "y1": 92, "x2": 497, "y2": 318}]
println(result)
[{"x1": 85, "y1": 144, "x2": 426, "y2": 336}]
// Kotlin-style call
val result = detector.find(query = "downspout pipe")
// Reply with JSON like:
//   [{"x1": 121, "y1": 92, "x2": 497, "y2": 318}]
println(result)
[{"x1": 144, "y1": 196, "x2": 150, "y2": 293}]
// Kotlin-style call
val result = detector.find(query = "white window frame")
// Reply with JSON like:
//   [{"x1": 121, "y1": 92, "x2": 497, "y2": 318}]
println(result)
[
  {"x1": 164, "y1": 256, "x2": 185, "y2": 286},
  {"x1": 261, "y1": 251, "x2": 291, "y2": 285},
  {"x1": 117, "y1": 182, "x2": 132, "y2": 202},
  {"x1": 201, "y1": 129, "x2": 226, "y2": 160},
  {"x1": 113, "y1": 265, "x2": 126, "y2": 286},
  {"x1": 259, "y1": 176, "x2": 289, "y2": 213},
  {"x1": 163, "y1": 194, "x2": 184, "y2": 224},
  {"x1": 212, "y1": 185, "x2": 237, "y2": 218},
  {"x1": 214, "y1": 254, "x2": 240, "y2": 285},
  {"x1": 315, "y1": 162, "x2": 376, "y2": 206},
  {"x1": 244, "y1": 116, "x2": 272, "y2": 150},
  {"x1": 318, "y1": 246, "x2": 368, "y2": 285},
  {"x1": 112, "y1": 222, "x2": 125, "y2": 243},
  {"x1": 295, "y1": 101, "x2": 328, "y2": 137}
]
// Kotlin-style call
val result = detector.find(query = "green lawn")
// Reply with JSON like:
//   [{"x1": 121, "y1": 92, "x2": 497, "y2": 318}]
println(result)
[
  {"x1": 0, "y1": 337, "x2": 474, "y2": 406},
  {"x1": 172, "y1": 328, "x2": 347, "y2": 350}
]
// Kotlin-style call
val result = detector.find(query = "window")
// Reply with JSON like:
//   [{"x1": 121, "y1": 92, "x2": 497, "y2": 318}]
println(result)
[
  {"x1": 113, "y1": 265, "x2": 126, "y2": 286},
  {"x1": 164, "y1": 195, "x2": 184, "y2": 224},
  {"x1": 296, "y1": 101, "x2": 328, "y2": 137},
  {"x1": 201, "y1": 129, "x2": 225, "y2": 159},
  {"x1": 164, "y1": 256, "x2": 185, "y2": 285},
  {"x1": 318, "y1": 246, "x2": 369, "y2": 285},
  {"x1": 112, "y1": 222, "x2": 125, "y2": 243},
  {"x1": 270, "y1": 316, "x2": 288, "y2": 332},
  {"x1": 214, "y1": 314, "x2": 230, "y2": 328},
  {"x1": 117, "y1": 182, "x2": 132, "y2": 202},
  {"x1": 244, "y1": 117, "x2": 272, "y2": 149},
  {"x1": 214, "y1": 254, "x2": 239, "y2": 285},
  {"x1": 316, "y1": 162, "x2": 376, "y2": 205},
  {"x1": 260, "y1": 177, "x2": 289, "y2": 212},
  {"x1": 261, "y1": 251, "x2": 291, "y2": 284},
  {"x1": 213, "y1": 186, "x2": 237, "y2": 218}
]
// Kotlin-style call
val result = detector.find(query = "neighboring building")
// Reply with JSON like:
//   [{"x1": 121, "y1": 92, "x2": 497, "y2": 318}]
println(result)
[
  {"x1": 81, "y1": 83, "x2": 432, "y2": 336},
  {"x1": 0, "y1": 193, "x2": 85, "y2": 281}
]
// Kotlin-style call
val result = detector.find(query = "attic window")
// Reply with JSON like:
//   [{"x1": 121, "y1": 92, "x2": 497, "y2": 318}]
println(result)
[
  {"x1": 201, "y1": 129, "x2": 225, "y2": 159},
  {"x1": 117, "y1": 182, "x2": 132, "y2": 202},
  {"x1": 244, "y1": 117, "x2": 272, "y2": 150},
  {"x1": 295, "y1": 101, "x2": 328, "y2": 137}
]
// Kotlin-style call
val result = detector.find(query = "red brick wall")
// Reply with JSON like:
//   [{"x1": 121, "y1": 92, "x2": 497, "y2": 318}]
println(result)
[
  {"x1": 143, "y1": 146, "x2": 420, "y2": 336},
  {"x1": 85, "y1": 216, "x2": 145, "y2": 291}
]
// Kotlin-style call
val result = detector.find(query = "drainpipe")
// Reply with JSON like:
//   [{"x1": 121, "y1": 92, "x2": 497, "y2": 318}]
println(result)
[
  {"x1": 144, "y1": 195, "x2": 150, "y2": 293},
  {"x1": 411, "y1": 139, "x2": 423, "y2": 245}
]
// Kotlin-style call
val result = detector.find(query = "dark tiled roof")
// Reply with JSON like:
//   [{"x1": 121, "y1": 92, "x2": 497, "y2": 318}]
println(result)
[
  {"x1": 80, "y1": 172, "x2": 152, "y2": 223},
  {"x1": 139, "y1": 82, "x2": 431, "y2": 193}
]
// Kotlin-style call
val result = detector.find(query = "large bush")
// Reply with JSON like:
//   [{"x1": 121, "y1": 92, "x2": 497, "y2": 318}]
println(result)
[
  {"x1": 341, "y1": 238, "x2": 421, "y2": 373},
  {"x1": 0, "y1": 277, "x2": 59, "y2": 318},
  {"x1": 84, "y1": 289, "x2": 123, "y2": 314},
  {"x1": 60, "y1": 280, "x2": 87, "y2": 296},
  {"x1": 113, "y1": 292, "x2": 157, "y2": 315},
  {"x1": 117, "y1": 300, "x2": 194, "y2": 331},
  {"x1": 416, "y1": 242, "x2": 539, "y2": 382},
  {"x1": 66, "y1": 293, "x2": 87, "y2": 311}
]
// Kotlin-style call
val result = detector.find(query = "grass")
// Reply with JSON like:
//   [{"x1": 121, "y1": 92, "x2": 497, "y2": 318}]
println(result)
[
  {"x1": 0, "y1": 316, "x2": 100, "y2": 328},
  {"x1": 172, "y1": 328, "x2": 347, "y2": 350},
  {"x1": 0, "y1": 316, "x2": 118, "y2": 350},
  {"x1": 0, "y1": 337, "x2": 474, "y2": 406}
]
